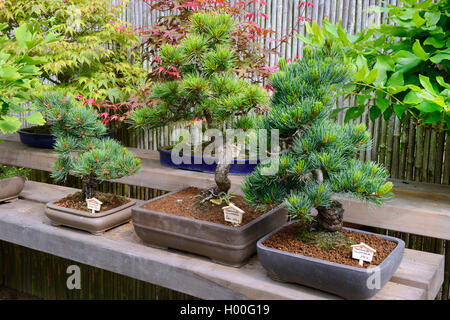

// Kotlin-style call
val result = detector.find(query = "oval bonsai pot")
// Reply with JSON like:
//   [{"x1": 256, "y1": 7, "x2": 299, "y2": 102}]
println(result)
[
  {"x1": 0, "y1": 177, "x2": 25, "y2": 202},
  {"x1": 158, "y1": 148, "x2": 263, "y2": 174},
  {"x1": 45, "y1": 198, "x2": 136, "y2": 235},
  {"x1": 132, "y1": 190, "x2": 288, "y2": 267},
  {"x1": 18, "y1": 125, "x2": 115, "y2": 149},
  {"x1": 257, "y1": 222, "x2": 405, "y2": 299}
]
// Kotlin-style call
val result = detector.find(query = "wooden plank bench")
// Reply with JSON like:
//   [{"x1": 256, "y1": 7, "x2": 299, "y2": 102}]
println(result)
[
  {"x1": 0, "y1": 181, "x2": 445, "y2": 300},
  {"x1": 1, "y1": 137, "x2": 449, "y2": 241}
]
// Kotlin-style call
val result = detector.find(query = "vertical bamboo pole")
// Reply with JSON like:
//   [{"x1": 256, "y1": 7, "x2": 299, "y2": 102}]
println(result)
[
  {"x1": 399, "y1": 120, "x2": 408, "y2": 179},
  {"x1": 391, "y1": 117, "x2": 400, "y2": 178},
  {"x1": 414, "y1": 126, "x2": 424, "y2": 181}
]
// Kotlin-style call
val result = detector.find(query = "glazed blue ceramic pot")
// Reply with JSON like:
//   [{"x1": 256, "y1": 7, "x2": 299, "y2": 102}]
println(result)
[
  {"x1": 158, "y1": 148, "x2": 263, "y2": 174},
  {"x1": 18, "y1": 126, "x2": 114, "y2": 149}
]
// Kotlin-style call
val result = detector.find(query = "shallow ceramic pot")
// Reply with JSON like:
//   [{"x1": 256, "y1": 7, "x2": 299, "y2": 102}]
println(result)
[
  {"x1": 45, "y1": 198, "x2": 136, "y2": 235},
  {"x1": 159, "y1": 148, "x2": 263, "y2": 174},
  {"x1": 132, "y1": 190, "x2": 288, "y2": 267},
  {"x1": 18, "y1": 126, "x2": 115, "y2": 149},
  {"x1": 0, "y1": 177, "x2": 25, "y2": 202},
  {"x1": 257, "y1": 222, "x2": 405, "y2": 299}
]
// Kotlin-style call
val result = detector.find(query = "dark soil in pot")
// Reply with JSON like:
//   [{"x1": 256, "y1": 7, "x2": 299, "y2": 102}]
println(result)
[
  {"x1": 263, "y1": 223, "x2": 397, "y2": 268},
  {"x1": 141, "y1": 187, "x2": 271, "y2": 226},
  {"x1": 45, "y1": 191, "x2": 135, "y2": 235},
  {"x1": 55, "y1": 191, "x2": 130, "y2": 213}
]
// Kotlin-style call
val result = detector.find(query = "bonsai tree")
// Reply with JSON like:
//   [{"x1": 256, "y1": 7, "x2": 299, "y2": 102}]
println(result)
[
  {"x1": 131, "y1": 12, "x2": 268, "y2": 197},
  {"x1": 36, "y1": 93, "x2": 141, "y2": 200},
  {"x1": 242, "y1": 43, "x2": 394, "y2": 236}
]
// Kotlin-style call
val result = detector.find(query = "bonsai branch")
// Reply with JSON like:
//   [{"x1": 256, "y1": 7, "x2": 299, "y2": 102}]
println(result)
[{"x1": 313, "y1": 169, "x2": 324, "y2": 184}]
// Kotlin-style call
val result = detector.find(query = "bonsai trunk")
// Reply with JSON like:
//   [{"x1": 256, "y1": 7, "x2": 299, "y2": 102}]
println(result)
[
  {"x1": 316, "y1": 200, "x2": 344, "y2": 232},
  {"x1": 82, "y1": 176, "x2": 98, "y2": 200},
  {"x1": 214, "y1": 144, "x2": 231, "y2": 194}
]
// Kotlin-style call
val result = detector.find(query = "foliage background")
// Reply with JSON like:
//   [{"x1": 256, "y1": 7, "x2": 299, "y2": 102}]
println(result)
[{"x1": 0, "y1": 0, "x2": 448, "y2": 300}]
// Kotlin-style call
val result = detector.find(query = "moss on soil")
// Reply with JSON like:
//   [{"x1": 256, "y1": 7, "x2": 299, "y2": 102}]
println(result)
[{"x1": 297, "y1": 228, "x2": 358, "y2": 251}]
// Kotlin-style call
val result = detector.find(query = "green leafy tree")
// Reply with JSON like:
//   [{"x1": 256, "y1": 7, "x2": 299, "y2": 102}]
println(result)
[
  {"x1": 131, "y1": 12, "x2": 268, "y2": 195},
  {"x1": 0, "y1": 22, "x2": 60, "y2": 135},
  {"x1": 38, "y1": 93, "x2": 142, "y2": 200},
  {"x1": 139, "y1": 0, "x2": 303, "y2": 83},
  {"x1": 298, "y1": 0, "x2": 450, "y2": 130},
  {"x1": 0, "y1": 0, "x2": 149, "y2": 103},
  {"x1": 243, "y1": 44, "x2": 393, "y2": 233},
  {"x1": 0, "y1": 165, "x2": 30, "y2": 180}
]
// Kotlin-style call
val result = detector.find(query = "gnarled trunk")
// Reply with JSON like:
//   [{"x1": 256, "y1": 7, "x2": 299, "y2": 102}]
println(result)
[
  {"x1": 316, "y1": 200, "x2": 344, "y2": 232},
  {"x1": 214, "y1": 144, "x2": 231, "y2": 194},
  {"x1": 82, "y1": 176, "x2": 97, "y2": 200}
]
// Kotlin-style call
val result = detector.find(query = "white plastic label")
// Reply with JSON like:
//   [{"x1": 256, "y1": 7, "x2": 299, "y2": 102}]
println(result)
[
  {"x1": 86, "y1": 197, "x2": 103, "y2": 214},
  {"x1": 222, "y1": 203, "x2": 244, "y2": 225},
  {"x1": 352, "y1": 243, "x2": 376, "y2": 266}
]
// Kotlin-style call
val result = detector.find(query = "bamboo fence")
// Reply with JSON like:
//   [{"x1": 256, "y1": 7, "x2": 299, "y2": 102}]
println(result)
[{"x1": 1, "y1": 0, "x2": 449, "y2": 300}]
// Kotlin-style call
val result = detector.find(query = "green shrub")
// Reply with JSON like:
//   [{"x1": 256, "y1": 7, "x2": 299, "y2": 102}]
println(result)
[
  {"x1": 131, "y1": 12, "x2": 268, "y2": 196},
  {"x1": 0, "y1": 0, "x2": 149, "y2": 103},
  {"x1": 0, "y1": 22, "x2": 59, "y2": 134},
  {"x1": 298, "y1": 0, "x2": 450, "y2": 130},
  {"x1": 0, "y1": 165, "x2": 30, "y2": 180},
  {"x1": 38, "y1": 92, "x2": 142, "y2": 200}
]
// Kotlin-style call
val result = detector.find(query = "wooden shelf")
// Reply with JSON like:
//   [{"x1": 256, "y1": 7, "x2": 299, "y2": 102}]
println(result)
[
  {"x1": 1, "y1": 137, "x2": 449, "y2": 240},
  {"x1": 0, "y1": 181, "x2": 444, "y2": 300}
]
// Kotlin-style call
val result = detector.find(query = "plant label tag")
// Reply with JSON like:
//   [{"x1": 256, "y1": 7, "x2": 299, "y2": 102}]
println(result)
[
  {"x1": 86, "y1": 197, "x2": 103, "y2": 214},
  {"x1": 222, "y1": 203, "x2": 244, "y2": 226},
  {"x1": 351, "y1": 242, "x2": 376, "y2": 266}
]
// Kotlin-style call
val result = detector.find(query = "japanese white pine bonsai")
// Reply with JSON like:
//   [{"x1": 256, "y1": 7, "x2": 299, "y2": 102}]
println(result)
[
  {"x1": 243, "y1": 43, "x2": 394, "y2": 240},
  {"x1": 37, "y1": 93, "x2": 141, "y2": 200},
  {"x1": 131, "y1": 12, "x2": 268, "y2": 199}
]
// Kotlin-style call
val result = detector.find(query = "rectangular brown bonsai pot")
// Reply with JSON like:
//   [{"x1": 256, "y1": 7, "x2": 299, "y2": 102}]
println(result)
[
  {"x1": 132, "y1": 190, "x2": 288, "y2": 267},
  {"x1": 45, "y1": 199, "x2": 136, "y2": 235}
]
